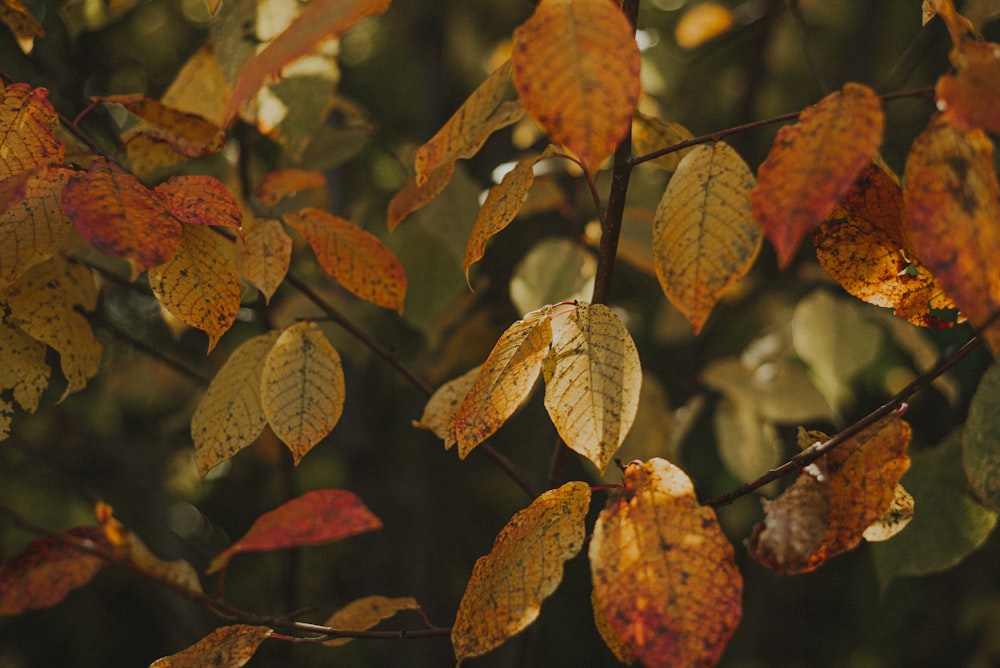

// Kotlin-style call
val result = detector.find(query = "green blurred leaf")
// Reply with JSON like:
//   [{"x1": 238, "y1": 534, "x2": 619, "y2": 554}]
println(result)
[{"x1": 964, "y1": 363, "x2": 1000, "y2": 509}]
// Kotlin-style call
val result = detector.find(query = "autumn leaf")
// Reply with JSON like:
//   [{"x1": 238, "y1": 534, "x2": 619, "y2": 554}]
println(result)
[
  {"x1": 148, "y1": 223, "x2": 241, "y2": 352},
  {"x1": 0, "y1": 526, "x2": 110, "y2": 614},
  {"x1": 0, "y1": 165, "x2": 73, "y2": 290},
  {"x1": 154, "y1": 176, "x2": 242, "y2": 231},
  {"x1": 260, "y1": 321, "x2": 346, "y2": 463},
  {"x1": 0, "y1": 0, "x2": 44, "y2": 53},
  {"x1": 904, "y1": 115, "x2": 1000, "y2": 352},
  {"x1": 149, "y1": 625, "x2": 273, "y2": 668},
  {"x1": 160, "y1": 43, "x2": 231, "y2": 127},
  {"x1": 862, "y1": 484, "x2": 914, "y2": 542},
  {"x1": 387, "y1": 161, "x2": 456, "y2": 230},
  {"x1": 751, "y1": 82, "x2": 884, "y2": 268},
  {"x1": 236, "y1": 217, "x2": 292, "y2": 304},
  {"x1": 323, "y1": 595, "x2": 421, "y2": 646},
  {"x1": 631, "y1": 113, "x2": 695, "y2": 171},
  {"x1": 207, "y1": 489, "x2": 382, "y2": 574},
  {"x1": 543, "y1": 302, "x2": 641, "y2": 474},
  {"x1": 191, "y1": 331, "x2": 282, "y2": 476},
  {"x1": 454, "y1": 307, "x2": 553, "y2": 458},
  {"x1": 0, "y1": 83, "x2": 63, "y2": 179},
  {"x1": 94, "y1": 95, "x2": 227, "y2": 158},
  {"x1": 590, "y1": 458, "x2": 742, "y2": 667},
  {"x1": 675, "y1": 2, "x2": 734, "y2": 50},
  {"x1": 0, "y1": 315, "x2": 49, "y2": 416},
  {"x1": 285, "y1": 207, "x2": 407, "y2": 313},
  {"x1": 413, "y1": 365, "x2": 482, "y2": 449},
  {"x1": 452, "y1": 481, "x2": 591, "y2": 663},
  {"x1": 512, "y1": 0, "x2": 641, "y2": 175},
  {"x1": 256, "y1": 169, "x2": 327, "y2": 208},
  {"x1": 964, "y1": 362, "x2": 1000, "y2": 509},
  {"x1": 653, "y1": 141, "x2": 760, "y2": 334},
  {"x1": 60, "y1": 157, "x2": 183, "y2": 279}
]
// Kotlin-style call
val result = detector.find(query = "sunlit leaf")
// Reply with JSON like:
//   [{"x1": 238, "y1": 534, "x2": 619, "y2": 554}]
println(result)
[
  {"x1": 323, "y1": 595, "x2": 421, "y2": 646},
  {"x1": 0, "y1": 0, "x2": 44, "y2": 53},
  {"x1": 154, "y1": 176, "x2": 242, "y2": 231},
  {"x1": 192, "y1": 331, "x2": 282, "y2": 476},
  {"x1": 256, "y1": 169, "x2": 327, "y2": 208},
  {"x1": 0, "y1": 83, "x2": 62, "y2": 179},
  {"x1": 452, "y1": 481, "x2": 591, "y2": 663},
  {"x1": 675, "y1": 2, "x2": 734, "y2": 49},
  {"x1": 95, "y1": 95, "x2": 227, "y2": 159},
  {"x1": 653, "y1": 141, "x2": 760, "y2": 334},
  {"x1": 0, "y1": 165, "x2": 72, "y2": 290},
  {"x1": 0, "y1": 315, "x2": 49, "y2": 414},
  {"x1": 455, "y1": 307, "x2": 553, "y2": 459},
  {"x1": 160, "y1": 44, "x2": 230, "y2": 127},
  {"x1": 631, "y1": 113, "x2": 695, "y2": 171},
  {"x1": 207, "y1": 489, "x2": 381, "y2": 574},
  {"x1": 965, "y1": 362, "x2": 1000, "y2": 509},
  {"x1": 285, "y1": 207, "x2": 406, "y2": 313},
  {"x1": 387, "y1": 162, "x2": 456, "y2": 231},
  {"x1": 413, "y1": 364, "x2": 482, "y2": 450},
  {"x1": 904, "y1": 115, "x2": 1000, "y2": 352},
  {"x1": 751, "y1": 82, "x2": 884, "y2": 268},
  {"x1": 236, "y1": 217, "x2": 292, "y2": 304},
  {"x1": 149, "y1": 625, "x2": 273, "y2": 668},
  {"x1": 512, "y1": 0, "x2": 641, "y2": 175},
  {"x1": 863, "y1": 484, "x2": 914, "y2": 542},
  {"x1": 590, "y1": 458, "x2": 742, "y2": 667},
  {"x1": 543, "y1": 302, "x2": 641, "y2": 473},
  {"x1": 260, "y1": 321, "x2": 346, "y2": 462}
]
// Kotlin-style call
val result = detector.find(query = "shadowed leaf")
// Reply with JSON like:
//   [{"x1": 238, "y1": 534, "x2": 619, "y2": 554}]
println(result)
[
  {"x1": 632, "y1": 113, "x2": 695, "y2": 171},
  {"x1": 95, "y1": 95, "x2": 227, "y2": 158},
  {"x1": 0, "y1": 166, "x2": 73, "y2": 290},
  {"x1": 0, "y1": 315, "x2": 49, "y2": 415},
  {"x1": 256, "y1": 169, "x2": 327, "y2": 208},
  {"x1": 965, "y1": 363, "x2": 1000, "y2": 509},
  {"x1": 0, "y1": 83, "x2": 63, "y2": 179},
  {"x1": 0, "y1": 0, "x2": 44, "y2": 53},
  {"x1": 149, "y1": 625, "x2": 273, "y2": 668},
  {"x1": 387, "y1": 162, "x2": 455, "y2": 230},
  {"x1": 236, "y1": 218, "x2": 292, "y2": 304}
]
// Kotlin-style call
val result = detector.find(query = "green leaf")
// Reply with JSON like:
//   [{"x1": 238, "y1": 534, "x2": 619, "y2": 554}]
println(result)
[{"x1": 965, "y1": 363, "x2": 1000, "y2": 509}]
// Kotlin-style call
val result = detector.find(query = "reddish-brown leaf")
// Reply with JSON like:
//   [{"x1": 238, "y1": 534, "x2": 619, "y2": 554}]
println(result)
[
  {"x1": 207, "y1": 489, "x2": 382, "y2": 574},
  {"x1": 0, "y1": 165, "x2": 73, "y2": 290},
  {"x1": 154, "y1": 175, "x2": 242, "y2": 230},
  {"x1": 256, "y1": 169, "x2": 327, "y2": 208},
  {"x1": 590, "y1": 458, "x2": 742, "y2": 667},
  {"x1": 149, "y1": 625, "x2": 273, "y2": 668},
  {"x1": 236, "y1": 217, "x2": 292, "y2": 304},
  {"x1": 0, "y1": 83, "x2": 63, "y2": 179},
  {"x1": 95, "y1": 95, "x2": 227, "y2": 158},
  {"x1": 751, "y1": 83, "x2": 884, "y2": 268}
]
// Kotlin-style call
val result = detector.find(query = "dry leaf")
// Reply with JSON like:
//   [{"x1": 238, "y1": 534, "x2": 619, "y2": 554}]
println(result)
[
  {"x1": 387, "y1": 161, "x2": 456, "y2": 230},
  {"x1": 631, "y1": 113, "x2": 695, "y2": 171},
  {"x1": 323, "y1": 595, "x2": 421, "y2": 646},
  {"x1": 863, "y1": 484, "x2": 915, "y2": 542},
  {"x1": 256, "y1": 169, "x2": 327, "y2": 208},
  {"x1": 0, "y1": 166, "x2": 73, "y2": 290},
  {"x1": 0, "y1": 83, "x2": 63, "y2": 179},
  {"x1": 675, "y1": 2, "x2": 735, "y2": 50},
  {"x1": 154, "y1": 176, "x2": 243, "y2": 230},
  {"x1": 149, "y1": 625, "x2": 273, "y2": 668},
  {"x1": 0, "y1": 315, "x2": 49, "y2": 415},
  {"x1": 95, "y1": 95, "x2": 227, "y2": 158},
  {"x1": 413, "y1": 365, "x2": 482, "y2": 449},
  {"x1": 236, "y1": 217, "x2": 292, "y2": 304},
  {"x1": 0, "y1": 0, "x2": 44, "y2": 53}
]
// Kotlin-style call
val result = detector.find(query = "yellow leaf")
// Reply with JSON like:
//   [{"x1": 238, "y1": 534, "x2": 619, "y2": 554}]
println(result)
[
  {"x1": 0, "y1": 0, "x2": 44, "y2": 53},
  {"x1": 863, "y1": 483, "x2": 914, "y2": 542},
  {"x1": 0, "y1": 83, "x2": 63, "y2": 179},
  {"x1": 161, "y1": 44, "x2": 231, "y2": 127},
  {"x1": 631, "y1": 113, "x2": 695, "y2": 171},
  {"x1": 543, "y1": 302, "x2": 641, "y2": 474},
  {"x1": 96, "y1": 95, "x2": 227, "y2": 158},
  {"x1": 653, "y1": 141, "x2": 760, "y2": 334},
  {"x1": 512, "y1": 0, "x2": 641, "y2": 175},
  {"x1": 0, "y1": 165, "x2": 72, "y2": 290},
  {"x1": 191, "y1": 331, "x2": 282, "y2": 476},
  {"x1": 674, "y1": 2, "x2": 734, "y2": 50},
  {"x1": 590, "y1": 458, "x2": 742, "y2": 667},
  {"x1": 236, "y1": 218, "x2": 292, "y2": 304},
  {"x1": 413, "y1": 365, "x2": 482, "y2": 450},
  {"x1": 0, "y1": 316, "x2": 49, "y2": 414},
  {"x1": 149, "y1": 625, "x2": 273, "y2": 668},
  {"x1": 323, "y1": 595, "x2": 421, "y2": 646},
  {"x1": 454, "y1": 307, "x2": 553, "y2": 459},
  {"x1": 148, "y1": 224, "x2": 241, "y2": 353},
  {"x1": 452, "y1": 481, "x2": 591, "y2": 663},
  {"x1": 260, "y1": 322, "x2": 345, "y2": 464},
  {"x1": 387, "y1": 161, "x2": 455, "y2": 230},
  {"x1": 285, "y1": 207, "x2": 407, "y2": 313}
]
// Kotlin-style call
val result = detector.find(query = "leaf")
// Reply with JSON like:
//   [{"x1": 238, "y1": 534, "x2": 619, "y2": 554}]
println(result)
[
  {"x1": 413, "y1": 365, "x2": 482, "y2": 449},
  {"x1": 148, "y1": 224, "x2": 241, "y2": 352},
  {"x1": 464, "y1": 146, "x2": 557, "y2": 282},
  {"x1": 748, "y1": 416, "x2": 912, "y2": 574},
  {"x1": 207, "y1": 489, "x2": 381, "y2": 574},
  {"x1": 191, "y1": 331, "x2": 282, "y2": 476},
  {"x1": 751, "y1": 82, "x2": 884, "y2": 268},
  {"x1": 95, "y1": 95, "x2": 227, "y2": 158},
  {"x1": 224, "y1": 0, "x2": 391, "y2": 124},
  {"x1": 509, "y1": 238, "x2": 597, "y2": 316},
  {"x1": 543, "y1": 302, "x2": 641, "y2": 474},
  {"x1": 0, "y1": 165, "x2": 73, "y2": 290},
  {"x1": 149, "y1": 625, "x2": 273, "y2": 668},
  {"x1": 675, "y1": 2, "x2": 735, "y2": 50},
  {"x1": 862, "y1": 484, "x2": 914, "y2": 542},
  {"x1": 872, "y1": 428, "x2": 998, "y2": 590},
  {"x1": 415, "y1": 60, "x2": 523, "y2": 186},
  {"x1": 631, "y1": 113, "x2": 695, "y2": 171},
  {"x1": 323, "y1": 595, "x2": 421, "y2": 646},
  {"x1": 0, "y1": 526, "x2": 110, "y2": 614},
  {"x1": 256, "y1": 169, "x2": 327, "y2": 208},
  {"x1": 60, "y1": 157, "x2": 183, "y2": 279},
  {"x1": 904, "y1": 115, "x2": 1000, "y2": 352},
  {"x1": 452, "y1": 481, "x2": 591, "y2": 663},
  {"x1": 285, "y1": 207, "x2": 407, "y2": 313},
  {"x1": 387, "y1": 161, "x2": 456, "y2": 230},
  {"x1": 813, "y1": 160, "x2": 956, "y2": 328},
  {"x1": 512, "y1": 0, "x2": 641, "y2": 175},
  {"x1": 0, "y1": 83, "x2": 63, "y2": 179},
  {"x1": 965, "y1": 363, "x2": 1000, "y2": 509},
  {"x1": 160, "y1": 44, "x2": 231, "y2": 127},
  {"x1": 260, "y1": 321, "x2": 346, "y2": 463},
  {"x1": 936, "y1": 49, "x2": 1000, "y2": 135},
  {"x1": 2, "y1": 255, "x2": 102, "y2": 400},
  {"x1": 0, "y1": 0, "x2": 44, "y2": 53},
  {"x1": 154, "y1": 176, "x2": 243, "y2": 230},
  {"x1": 653, "y1": 141, "x2": 761, "y2": 333},
  {"x1": 236, "y1": 217, "x2": 292, "y2": 304},
  {"x1": 0, "y1": 315, "x2": 49, "y2": 414},
  {"x1": 454, "y1": 307, "x2": 553, "y2": 459},
  {"x1": 590, "y1": 458, "x2": 742, "y2": 667}
]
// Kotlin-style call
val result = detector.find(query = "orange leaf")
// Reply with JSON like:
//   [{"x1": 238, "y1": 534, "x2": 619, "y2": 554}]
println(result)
[
  {"x1": 148, "y1": 224, "x2": 241, "y2": 352},
  {"x1": 0, "y1": 83, "x2": 63, "y2": 179},
  {"x1": 814, "y1": 160, "x2": 956, "y2": 328},
  {"x1": 936, "y1": 49, "x2": 1000, "y2": 135},
  {"x1": 154, "y1": 176, "x2": 243, "y2": 230},
  {"x1": 60, "y1": 157, "x2": 182, "y2": 279},
  {"x1": 452, "y1": 481, "x2": 591, "y2": 662},
  {"x1": 512, "y1": 0, "x2": 641, "y2": 175},
  {"x1": 236, "y1": 217, "x2": 292, "y2": 304},
  {"x1": 413, "y1": 364, "x2": 482, "y2": 450},
  {"x1": 454, "y1": 307, "x2": 553, "y2": 459},
  {"x1": 285, "y1": 207, "x2": 407, "y2": 313},
  {"x1": 751, "y1": 82, "x2": 884, "y2": 268},
  {"x1": 0, "y1": 165, "x2": 72, "y2": 290},
  {"x1": 675, "y1": 2, "x2": 734, "y2": 50},
  {"x1": 590, "y1": 458, "x2": 742, "y2": 667},
  {"x1": 387, "y1": 161, "x2": 455, "y2": 230},
  {"x1": 256, "y1": 169, "x2": 327, "y2": 208},
  {"x1": 323, "y1": 595, "x2": 421, "y2": 646},
  {"x1": 0, "y1": 526, "x2": 110, "y2": 614},
  {"x1": 543, "y1": 302, "x2": 642, "y2": 474},
  {"x1": 224, "y1": 0, "x2": 391, "y2": 124},
  {"x1": 207, "y1": 489, "x2": 381, "y2": 574},
  {"x1": 260, "y1": 321, "x2": 346, "y2": 462},
  {"x1": 748, "y1": 416, "x2": 912, "y2": 574},
  {"x1": 0, "y1": 170, "x2": 31, "y2": 214},
  {"x1": 0, "y1": 0, "x2": 44, "y2": 53},
  {"x1": 96, "y1": 95, "x2": 227, "y2": 158},
  {"x1": 653, "y1": 141, "x2": 760, "y2": 333},
  {"x1": 904, "y1": 115, "x2": 1000, "y2": 350},
  {"x1": 149, "y1": 625, "x2": 273, "y2": 668}
]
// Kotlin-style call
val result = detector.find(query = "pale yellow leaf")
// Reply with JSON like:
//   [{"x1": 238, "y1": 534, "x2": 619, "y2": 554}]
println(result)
[
  {"x1": 149, "y1": 625, "x2": 272, "y2": 668},
  {"x1": 236, "y1": 217, "x2": 292, "y2": 304},
  {"x1": 413, "y1": 365, "x2": 482, "y2": 450},
  {"x1": 863, "y1": 484, "x2": 915, "y2": 542},
  {"x1": 323, "y1": 595, "x2": 421, "y2": 646},
  {"x1": 0, "y1": 165, "x2": 72, "y2": 291}
]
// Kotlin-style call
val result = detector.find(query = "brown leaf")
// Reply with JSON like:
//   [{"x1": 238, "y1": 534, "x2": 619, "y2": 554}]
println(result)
[
  {"x1": 512, "y1": 0, "x2": 641, "y2": 175},
  {"x1": 154, "y1": 176, "x2": 242, "y2": 230},
  {"x1": 149, "y1": 625, "x2": 273, "y2": 668},
  {"x1": 0, "y1": 165, "x2": 73, "y2": 290},
  {"x1": 751, "y1": 82, "x2": 884, "y2": 268},
  {"x1": 236, "y1": 217, "x2": 292, "y2": 304},
  {"x1": 0, "y1": 0, "x2": 44, "y2": 53},
  {"x1": 323, "y1": 595, "x2": 421, "y2": 646},
  {"x1": 207, "y1": 489, "x2": 381, "y2": 574},
  {"x1": 452, "y1": 481, "x2": 591, "y2": 662},
  {"x1": 256, "y1": 169, "x2": 327, "y2": 208},
  {"x1": 0, "y1": 83, "x2": 63, "y2": 179},
  {"x1": 413, "y1": 365, "x2": 482, "y2": 449},
  {"x1": 590, "y1": 458, "x2": 743, "y2": 667},
  {"x1": 96, "y1": 95, "x2": 227, "y2": 158}
]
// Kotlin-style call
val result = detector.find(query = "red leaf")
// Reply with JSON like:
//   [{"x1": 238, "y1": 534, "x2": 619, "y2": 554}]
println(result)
[{"x1": 154, "y1": 175, "x2": 243, "y2": 230}]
